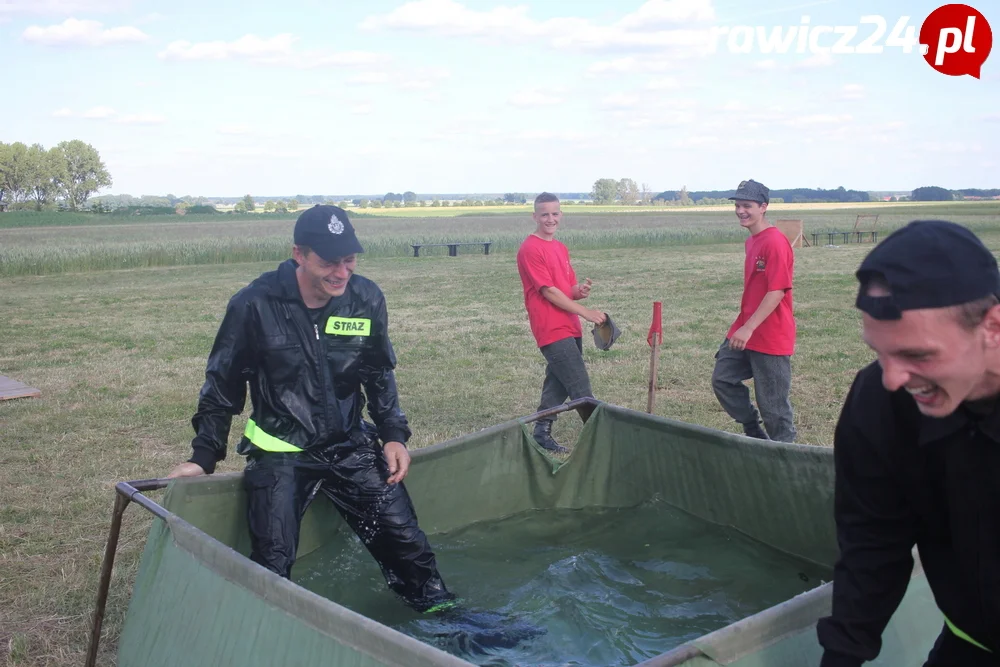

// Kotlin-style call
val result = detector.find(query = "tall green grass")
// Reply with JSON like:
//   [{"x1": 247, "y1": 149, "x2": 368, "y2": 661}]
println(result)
[{"x1": 2, "y1": 205, "x2": 999, "y2": 277}]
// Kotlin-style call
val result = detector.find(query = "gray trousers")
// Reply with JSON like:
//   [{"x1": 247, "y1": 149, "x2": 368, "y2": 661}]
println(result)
[
  {"x1": 536, "y1": 336, "x2": 593, "y2": 423},
  {"x1": 711, "y1": 338, "x2": 796, "y2": 443}
]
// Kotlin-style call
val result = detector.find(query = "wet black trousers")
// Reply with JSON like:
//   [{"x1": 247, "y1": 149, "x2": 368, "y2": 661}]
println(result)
[
  {"x1": 923, "y1": 626, "x2": 999, "y2": 666},
  {"x1": 242, "y1": 440, "x2": 455, "y2": 613}
]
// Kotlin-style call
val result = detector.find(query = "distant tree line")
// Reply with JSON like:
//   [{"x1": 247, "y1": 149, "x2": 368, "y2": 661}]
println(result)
[
  {"x1": 0, "y1": 140, "x2": 112, "y2": 211},
  {"x1": 653, "y1": 185, "x2": 870, "y2": 204}
]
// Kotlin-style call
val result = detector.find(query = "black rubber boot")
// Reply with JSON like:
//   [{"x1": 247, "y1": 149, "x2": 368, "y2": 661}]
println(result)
[
  {"x1": 742, "y1": 420, "x2": 770, "y2": 440},
  {"x1": 532, "y1": 420, "x2": 569, "y2": 454}
]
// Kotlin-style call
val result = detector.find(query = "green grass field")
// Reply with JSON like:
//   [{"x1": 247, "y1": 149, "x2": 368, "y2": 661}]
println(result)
[{"x1": 2, "y1": 201, "x2": 1000, "y2": 665}]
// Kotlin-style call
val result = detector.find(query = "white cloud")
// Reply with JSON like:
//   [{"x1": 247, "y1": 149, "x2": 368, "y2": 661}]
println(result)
[
  {"x1": 514, "y1": 129, "x2": 587, "y2": 142},
  {"x1": 645, "y1": 76, "x2": 683, "y2": 90},
  {"x1": 116, "y1": 113, "x2": 166, "y2": 125},
  {"x1": 49, "y1": 106, "x2": 164, "y2": 124},
  {"x1": 919, "y1": 141, "x2": 983, "y2": 154},
  {"x1": 348, "y1": 72, "x2": 391, "y2": 85},
  {"x1": 346, "y1": 66, "x2": 450, "y2": 91},
  {"x1": 0, "y1": 0, "x2": 129, "y2": 15},
  {"x1": 786, "y1": 114, "x2": 852, "y2": 127},
  {"x1": 362, "y1": 0, "x2": 718, "y2": 56},
  {"x1": 601, "y1": 93, "x2": 640, "y2": 109},
  {"x1": 507, "y1": 86, "x2": 564, "y2": 108},
  {"x1": 840, "y1": 84, "x2": 864, "y2": 100},
  {"x1": 217, "y1": 124, "x2": 254, "y2": 135},
  {"x1": 671, "y1": 135, "x2": 721, "y2": 147},
  {"x1": 23, "y1": 18, "x2": 148, "y2": 47},
  {"x1": 794, "y1": 51, "x2": 835, "y2": 68},
  {"x1": 352, "y1": 104, "x2": 373, "y2": 115},
  {"x1": 587, "y1": 57, "x2": 677, "y2": 76},
  {"x1": 158, "y1": 34, "x2": 389, "y2": 69},
  {"x1": 982, "y1": 113, "x2": 1000, "y2": 122},
  {"x1": 82, "y1": 105, "x2": 117, "y2": 118}
]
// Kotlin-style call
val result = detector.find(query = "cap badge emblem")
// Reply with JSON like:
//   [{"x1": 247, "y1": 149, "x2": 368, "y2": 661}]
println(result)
[{"x1": 328, "y1": 215, "x2": 344, "y2": 235}]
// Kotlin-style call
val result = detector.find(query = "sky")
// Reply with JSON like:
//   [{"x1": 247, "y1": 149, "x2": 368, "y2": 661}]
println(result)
[{"x1": 2, "y1": 0, "x2": 998, "y2": 197}]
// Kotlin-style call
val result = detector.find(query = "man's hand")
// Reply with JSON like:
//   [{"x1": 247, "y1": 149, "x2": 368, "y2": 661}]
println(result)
[
  {"x1": 383, "y1": 441, "x2": 410, "y2": 485},
  {"x1": 728, "y1": 325, "x2": 755, "y2": 351},
  {"x1": 577, "y1": 278, "x2": 592, "y2": 299},
  {"x1": 584, "y1": 309, "x2": 607, "y2": 325},
  {"x1": 166, "y1": 462, "x2": 205, "y2": 479}
]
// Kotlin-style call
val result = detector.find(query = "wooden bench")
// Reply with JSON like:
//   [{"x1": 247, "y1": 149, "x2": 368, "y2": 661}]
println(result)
[{"x1": 411, "y1": 241, "x2": 492, "y2": 257}]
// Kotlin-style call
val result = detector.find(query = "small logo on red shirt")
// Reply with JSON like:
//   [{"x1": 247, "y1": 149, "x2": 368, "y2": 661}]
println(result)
[{"x1": 755, "y1": 256, "x2": 766, "y2": 272}]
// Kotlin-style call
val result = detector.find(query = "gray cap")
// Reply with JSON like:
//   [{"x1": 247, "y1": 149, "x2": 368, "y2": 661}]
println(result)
[
  {"x1": 729, "y1": 179, "x2": 770, "y2": 204},
  {"x1": 592, "y1": 313, "x2": 621, "y2": 351}
]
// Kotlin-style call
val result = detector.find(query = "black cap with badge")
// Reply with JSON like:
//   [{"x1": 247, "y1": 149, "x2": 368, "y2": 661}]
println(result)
[
  {"x1": 293, "y1": 205, "x2": 365, "y2": 261},
  {"x1": 855, "y1": 219, "x2": 1000, "y2": 321}
]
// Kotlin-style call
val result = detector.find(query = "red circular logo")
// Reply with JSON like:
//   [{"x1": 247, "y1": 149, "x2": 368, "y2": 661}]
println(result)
[{"x1": 920, "y1": 4, "x2": 992, "y2": 77}]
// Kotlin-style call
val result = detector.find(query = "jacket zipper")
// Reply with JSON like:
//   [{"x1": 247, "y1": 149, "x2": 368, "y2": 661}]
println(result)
[{"x1": 314, "y1": 323, "x2": 319, "y2": 340}]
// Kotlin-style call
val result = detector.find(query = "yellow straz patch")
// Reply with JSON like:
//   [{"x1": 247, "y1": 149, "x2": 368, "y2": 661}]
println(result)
[{"x1": 325, "y1": 317, "x2": 371, "y2": 336}]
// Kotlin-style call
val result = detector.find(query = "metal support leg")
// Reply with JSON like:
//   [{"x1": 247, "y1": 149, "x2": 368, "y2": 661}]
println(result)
[
  {"x1": 85, "y1": 492, "x2": 131, "y2": 667},
  {"x1": 448, "y1": 245, "x2": 457, "y2": 256}
]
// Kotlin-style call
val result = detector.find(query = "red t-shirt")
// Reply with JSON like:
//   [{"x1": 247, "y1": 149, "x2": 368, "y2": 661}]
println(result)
[
  {"x1": 726, "y1": 226, "x2": 796, "y2": 356},
  {"x1": 516, "y1": 234, "x2": 582, "y2": 348}
]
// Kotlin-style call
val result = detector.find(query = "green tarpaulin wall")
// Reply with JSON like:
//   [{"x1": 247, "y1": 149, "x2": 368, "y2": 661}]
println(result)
[{"x1": 116, "y1": 402, "x2": 942, "y2": 666}]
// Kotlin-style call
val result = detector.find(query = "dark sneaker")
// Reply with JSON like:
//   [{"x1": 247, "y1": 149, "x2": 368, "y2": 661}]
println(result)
[
  {"x1": 742, "y1": 420, "x2": 770, "y2": 440},
  {"x1": 532, "y1": 422, "x2": 570, "y2": 454}
]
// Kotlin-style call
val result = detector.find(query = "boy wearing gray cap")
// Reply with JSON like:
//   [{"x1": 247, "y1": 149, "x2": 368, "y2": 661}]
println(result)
[
  {"x1": 711, "y1": 179, "x2": 797, "y2": 442},
  {"x1": 817, "y1": 219, "x2": 1000, "y2": 665}
]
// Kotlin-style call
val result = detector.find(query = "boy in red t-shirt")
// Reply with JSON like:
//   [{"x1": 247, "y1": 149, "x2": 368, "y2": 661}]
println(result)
[
  {"x1": 711, "y1": 179, "x2": 797, "y2": 442},
  {"x1": 517, "y1": 192, "x2": 607, "y2": 453}
]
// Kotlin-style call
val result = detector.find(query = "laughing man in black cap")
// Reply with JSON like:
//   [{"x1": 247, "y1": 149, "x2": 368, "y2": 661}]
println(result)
[
  {"x1": 166, "y1": 205, "x2": 458, "y2": 615},
  {"x1": 817, "y1": 220, "x2": 1000, "y2": 665}
]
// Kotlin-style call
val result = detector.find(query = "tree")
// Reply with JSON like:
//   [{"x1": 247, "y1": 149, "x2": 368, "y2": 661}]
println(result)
[
  {"x1": 617, "y1": 178, "x2": 639, "y2": 205},
  {"x1": 640, "y1": 183, "x2": 652, "y2": 205},
  {"x1": 25, "y1": 144, "x2": 64, "y2": 210},
  {"x1": 243, "y1": 194, "x2": 256, "y2": 211},
  {"x1": 358, "y1": 198, "x2": 370, "y2": 208},
  {"x1": 591, "y1": 178, "x2": 618, "y2": 204},
  {"x1": 234, "y1": 201, "x2": 247, "y2": 213},
  {"x1": 403, "y1": 191, "x2": 417, "y2": 204},
  {"x1": 677, "y1": 185, "x2": 692, "y2": 206},
  {"x1": 431, "y1": 199, "x2": 441, "y2": 207},
  {"x1": 263, "y1": 200, "x2": 276, "y2": 212},
  {"x1": 54, "y1": 140, "x2": 111, "y2": 209},
  {"x1": 911, "y1": 186, "x2": 953, "y2": 201},
  {"x1": 275, "y1": 200, "x2": 288, "y2": 213},
  {"x1": 0, "y1": 142, "x2": 31, "y2": 205},
  {"x1": 288, "y1": 198, "x2": 299, "y2": 211}
]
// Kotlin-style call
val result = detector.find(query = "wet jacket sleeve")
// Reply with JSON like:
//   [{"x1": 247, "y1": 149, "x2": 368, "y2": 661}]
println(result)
[
  {"x1": 816, "y1": 373, "x2": 917, "y2": 666},
  {"x1": 188, "y1": 294, "x2": 255, "y2": 474},
  {"x1": 360, "y1": 291, "x2": 412, "y2": 447}
]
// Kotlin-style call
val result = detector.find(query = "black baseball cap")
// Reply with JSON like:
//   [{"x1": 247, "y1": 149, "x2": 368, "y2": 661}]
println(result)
[
  {"x1": 855, "y1": 219, "x2": 1000, "y2": 320},
  {"x1": 729, "y1": 179, "x2": 769, "y2": 204},
  {"x1": 293, "y1": 205, "x2": 364, "y2": 261}
]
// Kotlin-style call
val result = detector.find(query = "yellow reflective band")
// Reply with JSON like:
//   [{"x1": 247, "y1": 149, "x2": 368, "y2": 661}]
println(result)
[
  {"x1": 244, "y1": 418, "x2": 303, "y2": 452},
  {"x1": 325, "y1": 317, "x2": 371, "y2": 336},
  {"x1": 944, "y1": 614, "x2": 992, "y2": 653}
]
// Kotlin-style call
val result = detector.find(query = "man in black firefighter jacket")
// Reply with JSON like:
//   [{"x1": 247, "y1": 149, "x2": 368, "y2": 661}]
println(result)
[
  {"x1": 167, "y1": 204, "x2": 457, "y2": 614},
  {"x1": 817, "y1": 219, "x2": 1000, "y2": 666}
]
